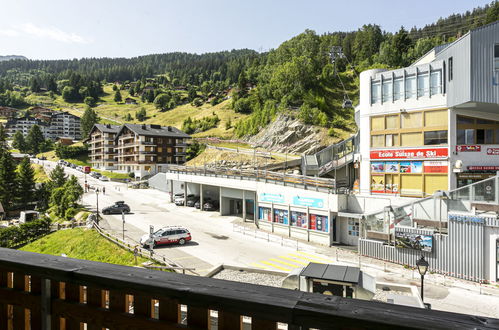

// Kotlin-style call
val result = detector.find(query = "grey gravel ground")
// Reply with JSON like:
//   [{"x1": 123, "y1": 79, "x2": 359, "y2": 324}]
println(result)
[
  {"x1": 212, "y1": 269, "x2": 285, "y2": 288},
  {"x1": 373, "y1": 289, "x2": 411, "y2": 302}
]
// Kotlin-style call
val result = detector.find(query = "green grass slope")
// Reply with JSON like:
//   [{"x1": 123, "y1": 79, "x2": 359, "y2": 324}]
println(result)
[{"x1": 20, "y1": 228, "x2": 148, "y2": 266}]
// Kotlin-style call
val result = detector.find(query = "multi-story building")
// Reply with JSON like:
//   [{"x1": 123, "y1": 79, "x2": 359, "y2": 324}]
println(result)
[
  {"x1": 48, "y1": 111, "x2": 82, "y2": 140},
  {"x1": 115, "y1": 124, "x2": 190, "y2": 178},
  {"x1": 88, "y1": 124, "x2": 120, "y2": 170},
  {"x1": 5, "y1": 116, "x2": 50, "y2": 139},
  {"x1": 0, "y1": 106, "x2": 18, "y2": 119},
  {"x1": 357, "y1": 20, "x2": 499, "y2": 197}
]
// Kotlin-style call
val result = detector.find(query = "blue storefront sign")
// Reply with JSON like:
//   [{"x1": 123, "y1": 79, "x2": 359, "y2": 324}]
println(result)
[
  {"x1": 259, "y1": 193, "x2": 285, "y2": 203},
  {"x1": 448, "y1": 214, "x2": 486, "y2": 224},
  {"x1": 292, "y1": 196, "x2": 324, "y2": 208}
]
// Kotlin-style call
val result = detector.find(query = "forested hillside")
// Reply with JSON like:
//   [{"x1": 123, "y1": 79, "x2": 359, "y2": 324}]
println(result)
[{"x1": 0, "y1": 1, "x2": 497, "y2": 141}]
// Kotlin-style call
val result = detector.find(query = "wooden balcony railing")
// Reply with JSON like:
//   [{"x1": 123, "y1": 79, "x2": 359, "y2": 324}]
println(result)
[{"x1": 0, "y1": 248, "x2": 496, "y2": 330}]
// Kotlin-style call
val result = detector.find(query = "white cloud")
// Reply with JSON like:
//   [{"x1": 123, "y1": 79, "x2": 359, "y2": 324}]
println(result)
[
  {"x1": 0, "y1": 29, "x2": 20, "y2": 37},
  {"x1": 19, "y1": 23, "x2": 91, "y2": 44}
]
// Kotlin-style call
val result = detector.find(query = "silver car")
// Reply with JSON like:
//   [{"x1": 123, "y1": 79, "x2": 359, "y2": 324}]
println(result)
[{"x1": 140, "y1": 227, "x2": 191, "y2": 248}]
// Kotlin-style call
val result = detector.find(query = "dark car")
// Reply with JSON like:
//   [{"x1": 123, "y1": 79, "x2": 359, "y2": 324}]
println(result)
[
  {"x1": 102, "y1": 201, "x2": 131, "y2": 215},
  {"x1": 186, "y1": 196, "x2": 199, "y2": 207},
  {"x1": 203, "y1": 200, "x2": 219, "y2": 211}
]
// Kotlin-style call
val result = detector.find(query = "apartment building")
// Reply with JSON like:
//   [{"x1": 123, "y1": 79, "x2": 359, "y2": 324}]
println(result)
[
  {"x1": 48, "y1": 112, "x2": 81, "y2": 140},
  {"x1": 88, "y1": 124, "x2": 120, "y2": 170},
  {"x1": 356, "y1": 20, "x2": 499, "y2": 197},
  {"x1": 115, "y1": 124, "x2": 190, "y2": 178},
  {"x1": 5, "y1": 116, "x2": 50, "y2": 139}
]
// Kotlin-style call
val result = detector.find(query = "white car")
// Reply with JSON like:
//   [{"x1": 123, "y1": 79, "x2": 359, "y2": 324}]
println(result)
[
  {"x1": 140, "y1": 227, "x2": 191, "y2": 248},
  {"x1": 99, "y1": 176, "x2": 110, "y2": 181}
]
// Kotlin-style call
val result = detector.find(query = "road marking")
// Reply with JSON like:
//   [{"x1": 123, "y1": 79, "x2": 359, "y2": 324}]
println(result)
[
  {"x1": 279, "y1": 256, "x2": 309, "y2": 265},
  {"x1": 288, "y1": 253, "x2": 327, "y2": 264},
  {"x1": 250, "y1": 262, "x2": 268, "y2": 269},
  {"x1": 269, "y1": 258, "x2": 302, "y2": 268},
  {"x1": 294, "y1": 251, "x2": 334, "y2": 263},
  {"x1": 260, "y1": 261, "x2": 291, "y2": 272}
]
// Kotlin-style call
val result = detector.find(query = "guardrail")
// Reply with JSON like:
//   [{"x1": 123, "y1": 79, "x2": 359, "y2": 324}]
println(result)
[{"x1": 166, "y1": 164, "x2": 339, "y2": 193}]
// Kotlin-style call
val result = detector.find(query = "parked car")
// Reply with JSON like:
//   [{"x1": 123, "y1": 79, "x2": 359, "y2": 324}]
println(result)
[
  {"x1": 140, "y1": 226, "x2": 191, "y2": 248},
  {"x1": 175, "y1": 194, "x2": 198, "y2": 206},
  {"x1": 102, "y1": 201, "x2": 130, "y2": 215},
  {"x1": 203, "y1": 200, "x2": 219, "y2": 211},
  {"x1": 90, "y1": 172, "x2": 102, "y2": 178},
  {"x1": 186, "y1": 196, "x2": 200, "y2": 207},
  {"x1": 99, "y1": 176, "x2": 110, "y2": 181},
  {"x1": 194, "y1": 200, "x2": 201, "y2": 209}
]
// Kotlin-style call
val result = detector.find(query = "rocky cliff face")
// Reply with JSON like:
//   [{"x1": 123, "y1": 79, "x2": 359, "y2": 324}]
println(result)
[
  {"x1": 248, "y1": 114, "x2": 330, "y2": 155},
  {"x1": 0, "y1": 55, "x2": 27, "y2": 62}
]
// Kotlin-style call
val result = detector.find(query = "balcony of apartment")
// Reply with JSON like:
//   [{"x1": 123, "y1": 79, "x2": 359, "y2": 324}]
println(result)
[{"x1": 0, "y1": 248, "x2": 490, "y2": 330}]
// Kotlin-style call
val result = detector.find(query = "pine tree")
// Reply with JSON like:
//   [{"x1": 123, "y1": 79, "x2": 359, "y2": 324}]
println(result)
[
  {"x1": 12, "y1": 131, "x2": 27, "y2": 153},
  {"x1": 16, "y1": 157, "x2": 35, "y2": 209},
  {"x1": 80, "y1": 106, "x2": 99, "y2": 138},
  {"x1": 49, "y1": 165, "x2": 67, "y2": 189},
  {"x1": 0, "y1": 152, "x2": 18, "y2": 212},
  {"x1": 26, "y1": 125, "x2": 45, "y2": 154},
  {"x1": 30, "y1": 77, "x2": 40, "y2": 93},
  {"x1": 0, "y1": 124, "x2": 7, "y2": 153},
  {"x1": 114, "y1": 89, "x2": 122, "y2": 102}
]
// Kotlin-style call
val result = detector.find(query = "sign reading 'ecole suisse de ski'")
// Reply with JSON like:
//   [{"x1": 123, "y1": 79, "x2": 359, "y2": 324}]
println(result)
[{"x1": 370, "y1": 147, "x2": 448, "y2": 160}]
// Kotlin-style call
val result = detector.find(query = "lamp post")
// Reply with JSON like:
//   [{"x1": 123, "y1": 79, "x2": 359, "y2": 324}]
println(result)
[
  {"x1": 95, "y1": 189, "x2": 100, "y2": 221},
  {"x1": 122, "y1": 211, "x2": 125, "y2": 241},
  {"x1": 416, "y1": 255, "x2": 429, "y2": 303}
]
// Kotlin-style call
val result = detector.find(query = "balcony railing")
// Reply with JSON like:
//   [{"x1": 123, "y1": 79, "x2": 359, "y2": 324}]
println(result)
[{"x1": 0, "y1": 248, "x2": 493, "y2": 330}]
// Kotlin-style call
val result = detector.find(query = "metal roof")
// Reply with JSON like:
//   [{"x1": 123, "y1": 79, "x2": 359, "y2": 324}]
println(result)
[
  {"x1": 300, "y1": 263, "x2": 360, "y2": 284},
  {"x1": 91, "y1": 124, "x2": 121, "y2": 134},
  {"x1": 118, "y1": 123, "x2": 191, "y2": 138}
]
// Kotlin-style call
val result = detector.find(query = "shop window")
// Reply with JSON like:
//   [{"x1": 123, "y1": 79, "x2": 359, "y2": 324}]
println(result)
[
  {"x1": 405, "y1": 75, "x2": 416, "y2": 99},
  {"x1": 310, "y1": 214, "x2": 328, "y2": 232},
  {"x1": 371, "y1": 81, "x2": 381, "y2": 104},
  {"x1": 430, "y1": 70, "x2": 442, "y2": 95},
  {"x1": 259, "y1": 207, "x2": 272, "y2": 222},
  {"x1": 385, "y1": 174, "x2": 399, "y2": 194},
  {"x1": 393, "y1": 77, "x2": 403, "y2": 100},
  {"x1": 425, "y1": 110, "x2": 447, "y2": 127},
  {"x1": 417, "y1": 73, "x2": 429, "y2": 97},
  {"x1": 400, "y1": 174, "x2": 423, "y2": 196},
  {"x1": 371, "y1": 135, "x2": 384, "y2": 147},
  {"x1": 424, "y1": 130, "x2": 448, "y2": 145},
  {"x1": 385, "y1": 134, "x2": 399, "y2": 147},
  {"x1": 348, "y1": 219, "x2": 359, "y2": 237},
  {"x1": 424, "y1": 175, "x2": 448, "y2": 196},
  {"x1": 274, "y1": 209, "x2": 288, "y2": 225},
  {"x1": 476, "y1": 129, "x2": 494, "y2": 144},
  {"x1": 401, "y1": 112, "x2": 422, "y2": 128},
  {"x1": 371, "y1": 116, "x2": 384, "y2": 131},
  {"x1": 385, "y1": 115, "x2": 399, "y2": 129},
  {"x1": 401, "y1": 132, "x2": 422, "y2": 146},
  {"x1": 371, "y1": 174, "x2": 385, "y2": 193},
  {"x1": 495, "y1": 44, "x2": 499, "y2": 71},
  {"x1": 291, "y1": 211, "x2": 308, "y2": 228},
  {"x1": 457, "y1": 129, "x2": 475, "y2": 144},
  {"x1": 382, "y1": 81, "x2": 392, "y2": 102}
]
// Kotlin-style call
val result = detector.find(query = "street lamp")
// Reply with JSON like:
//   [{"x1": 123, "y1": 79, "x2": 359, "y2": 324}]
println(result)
[
  {"x1": 416, "y1": 255, "x2": 429, "y2": 303},
  {"x1": 95, "y1": 188, "x2": 100, "y2": 221}
]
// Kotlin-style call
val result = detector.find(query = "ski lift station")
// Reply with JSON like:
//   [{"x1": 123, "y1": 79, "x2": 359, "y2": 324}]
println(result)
[{"x1": 150, "y1": 21, "x2": 499, "y2": 284}]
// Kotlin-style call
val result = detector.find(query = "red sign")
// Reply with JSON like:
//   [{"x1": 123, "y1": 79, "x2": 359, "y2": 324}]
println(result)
[
  {"x1": 467, "y1": 166, "x2": 499, "y2": 171},
  {"x1": 487, "y1": 148, "x2": 499, "y2": 155},
  {"x1": 456, "y1": 145, "x2": 481, "y2": 152},
  {"x1": 370, "y1": 148, "x2": 448, "y2": 160},
  {"x1": 424, "y1": 161, "x2": 448, "y2": 173}
]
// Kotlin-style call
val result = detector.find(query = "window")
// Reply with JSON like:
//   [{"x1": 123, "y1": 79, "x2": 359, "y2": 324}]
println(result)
[
  {"x1": 401, "y1": 132, "x2": 423, "y2": 146},
  {"x1": 495, "y1": 44, "x2": 499, "y2": 71},
  {"x1": 371, "y1": 81, "x2": 381, "y2": 104},
  {"x1": 290, "y1": 211, "x2": 308, "y2": 228},
  {"x1": 448, "y1": 57, "x2": 453, "y2": 81},
  {"x1": 425, "y1": 110, "x2": 447, "y2": 127},
  {"x1": 457, "y1": 129, "x2": 475, "y2": 144},
  {"x1": 382, "y1": 81, "x2": 392, "y2": 102},
  {"x1": 424, "y1": 130, "x2": 448, "y2": 145},
  {"x1": 385, "y1": 134, "x2": 399, "y2": 147},
  {"x1": 273, "y1": 209, "x2": 288, "y2": 224},
  {"x1": 401, "y1": 112, "x2": 422, "y2": 128},
  {"x1": 417, "y1": 73, "x2": 429, "y2": 97},
  {"x1": 371, "y1": 116, "x2": 384, "y2": 131},
  {"x1": 405, "y1": 75, "x2": 416, "y2": 99},
  {"x1": 371, "y1": 135, "x2": 385, "y2": 147},
  {"x1": 476, "y1": 129, "x2": 494, "y2": 144},
  {"x1": 400, "y1": 174, "x2": 423, "y2": 196},
  {"x1": 430, "y1": 70, "x2": 442, "y2": 95},
  {"x1": 424, "y1": 175, "x2": 448, "y2": 197},
  {"x1": 385, "y1": 115, "x2": 399, "y2": 129},
  {"x1": 457, "y1": 116, "x2": 474, "y2": 125},
  {"x1": 309, "y1": 214, "x2": 328, "y2": 232},
  {"x1": 496, "y1": 129, "x2": 499, "y2": 144},
  {"x1": 393, "y1": 77, "x2": 404, "y2": 100}
]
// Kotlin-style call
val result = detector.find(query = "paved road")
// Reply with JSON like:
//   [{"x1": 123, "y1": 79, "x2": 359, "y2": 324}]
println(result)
[{"x1": 37, "y1": 160, "x2": 499, "y2": 318}]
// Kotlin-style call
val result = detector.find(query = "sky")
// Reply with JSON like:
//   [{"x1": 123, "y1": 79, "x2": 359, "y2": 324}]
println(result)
[{"x1": 0, "y1": 0, "x2": 493, "y2": 60}]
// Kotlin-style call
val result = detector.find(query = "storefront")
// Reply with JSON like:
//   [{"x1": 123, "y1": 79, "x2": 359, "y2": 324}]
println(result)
[
  {"x1": 369, "y1": 147, "x2": 449, "y2": 197},
  {"x1": 456, "y1": 166, "x2": 499, "y2": 188}
]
